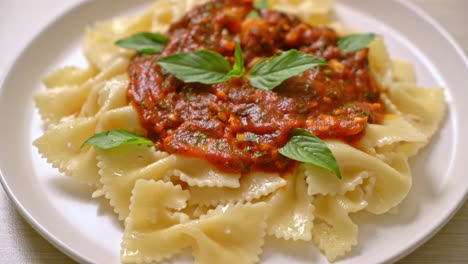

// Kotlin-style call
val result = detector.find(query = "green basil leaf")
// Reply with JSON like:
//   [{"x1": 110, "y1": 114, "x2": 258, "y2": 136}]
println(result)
[
  {"x1": 227, "y1": 43, "x2": 245, "y2": 78},
  {"x1": 115, "y1": 32, "x2": 169, "y2": 54},
  {"x1": 279, "y1": 128, "x2": 341, "y2": 179},
  {"x1": 157, "y1": 50, "x2": 232, "y2": 84},
  {"x1": 254, "y1": 0, "x2": 268, "y2": 9},
  {"x1": 337, "y1": 33, "x2": 376, "y2": 52},
  {"x1": 246, "y1": 10, "x2": 261, "y2": 19},
  {"x1": 81, "y1": 129, "x2": 155, "y2": 149},
  {"x1": 248, "y1": 49, "x2": 327, "y2": 90}
]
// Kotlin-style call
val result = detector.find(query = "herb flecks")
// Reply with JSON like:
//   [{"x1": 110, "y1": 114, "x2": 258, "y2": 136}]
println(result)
[{"x1": 245, "y1": 133, "x2": 259, "y2": 142}]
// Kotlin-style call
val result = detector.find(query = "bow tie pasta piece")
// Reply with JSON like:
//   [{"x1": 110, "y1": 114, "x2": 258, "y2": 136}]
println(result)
[
  {"x1": 368, "y1": 36, "x2": 445, "y2": 142},
  {"x1": 306, "y1": 128, "x2": 415, "y2": 197},
  {"x1": 358, "y1": 117, "x2": 427, "y2": 157},
  {"x1": 34, "y1": 58, "x2": 127, "y2": 127},
  {"x1": 326, "y1": 141, "x2": 411, "y2": 215},
  {"x1": 78, "y1": 74, "x2": 129, "y2": 119},
  {"x1": 368, "y1": 37, "x2": 394, "y2": 89},
  {"x1": 122, "y1": 179, "x2": 268, "y2": 264},
  {"x1": 366, "y1": 152, "x2": 411, "y2": 213},
  {"x1": 34, "y1": 117, "x2": 100, "y2": 186},
  {"x1": 122, "y1": 179, "x2": 191, "y2": 263},
  {"x1": 95, "y1": 106, "x2": 146, "y2": 135},
  {"x1": 85, "y1": 11, "x2": 152, "y2": 70},
  {"x1": 149, "y1": 0, "x2": 174, "y2": 33},
  {"x1": 150, "y1": 0, "x2": 209, "y2": 33},
  {"x1": 163, "y1": 155, "x2": 241, "y2": 188},
  {"x1": 189, "y1": 172, "x2": 287, "y2": 207},
  {"x1": 98, "y1": 149, "x2": 242, "y2": 220},
  {"x1": 305, "y1": 164, "x2": 369, "y2": 197},
  {"x1": 97, "y1": 146, "x2": 172, "y2": 220},
  {"x1": 181, "y1": 204, "x2": 214, "y2": 220},
  {"x1": 387, "y1": 83, "x2": 445, "y2": 139},
  {"x1": 184, "y1": 203, "x2": 268, "y2": 264},
  {"x1": 34, "y1": 66, "x2": 131, "y2": 191},
  {"x1": 312, "y1": 187, "x2": 368, "y2": 262},
  {"x1": 89, "y1": 105, "x2": 149, "y2": 198},
  {"x1": 33, "y1": 106, "x2": 142, "y2": 195},
  {"x1": 361, "y1": 117, "x2": 427, "y2": 148},
  {"x1": 269, "y1": 0, "x2": 335, "y2": 26},
  {"x1": 265, "y1": 169, "x2": 314, "y2": 241},
  {"x1": 392, "y1": 60, "x2": 416, "y2": 84},
  {"x1": 42, "y1": 66, "x2": 98, "y2": 89},
  {"x1": 34, "y1": 85, "x2": 94, "y2": 127}
]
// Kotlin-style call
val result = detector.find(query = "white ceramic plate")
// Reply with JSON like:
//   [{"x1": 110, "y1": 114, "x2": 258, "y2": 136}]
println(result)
[{"x1": 0, "y1": 0, "x2": 467, "y2": 263}]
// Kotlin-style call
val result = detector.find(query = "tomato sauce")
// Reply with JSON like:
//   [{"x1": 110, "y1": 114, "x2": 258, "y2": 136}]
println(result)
[{"x1": 127, "y1": 0, "x2": 385, "y2": 174}]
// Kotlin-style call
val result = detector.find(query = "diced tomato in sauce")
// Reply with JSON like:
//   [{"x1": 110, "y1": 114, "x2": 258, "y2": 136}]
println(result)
[{"x1": 127, "y1": 0, "x2": 385, "y2": 174}]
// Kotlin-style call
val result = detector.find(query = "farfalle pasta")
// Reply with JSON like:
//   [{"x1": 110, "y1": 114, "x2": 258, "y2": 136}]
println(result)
[{"x1": 33, "y1": 0, "x2": 445, "y2": 263}]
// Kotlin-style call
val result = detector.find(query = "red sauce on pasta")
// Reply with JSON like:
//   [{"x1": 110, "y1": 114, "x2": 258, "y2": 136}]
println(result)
[{"x1": 127, "y1": 0, "x2": 384, "y2": 174}]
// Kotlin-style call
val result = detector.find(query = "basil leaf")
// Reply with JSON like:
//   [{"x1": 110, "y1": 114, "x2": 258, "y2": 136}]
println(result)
[
  {"x1": 115, "y1": 32, "x2": 169, "y2": 54},
  {"x1": 246, "y1": 10, "x2": 261, "y2": 19},
  {"x1": 279, "y1": 128, "x2": 341, "y2": 179},
  {"x1": 81, "y1": 129, "x2": 155, "y2": 149},
  {"x1": 254, "y1": 0, "x2": 268, "y2": 9},
  {"x1": 227, "y1": 43, "x2": 245, "y2": 78},
  {"x1": 157, "y1": 50, "x2": 232, "y2": 84},
  {"x1": 337, "y1": 33, "x2": 376, "y2": 52},
  {"x1": 248, "y1": 49, "x2": 327, "y2": 90}
]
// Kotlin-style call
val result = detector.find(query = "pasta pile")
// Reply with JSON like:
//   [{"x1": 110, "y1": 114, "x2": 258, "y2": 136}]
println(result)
[{"x1": 33, "y1": 0, "x2": 445, "y2": 263}]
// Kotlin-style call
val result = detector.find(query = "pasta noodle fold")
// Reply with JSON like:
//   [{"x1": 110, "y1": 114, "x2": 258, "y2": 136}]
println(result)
[
  {"x1": 326, "y1": 141, "x2": 412, "y2": 214},
  {"x1": 122, "y1": 179, "x2": 268, "y2": 264},
  {"x1": 84, "y1": 12, "x2": 152, "y2": 70},
  {"x1": 34, "y1": 117, "x2": 100, "y2": 185},
  {"x1": 305, "y1": 164, "x2": 369, "y2": 196},
  {"x1": 42, "y1": 66, "x2": 98, "y2": 88},
  {"x1": 270, "y1": 0, "x2": 335, "y2": 25},
  {"x1": 265, "y1": 169, "x2": 314, "y2": 241},
  {"x1": 98, "y1": 146, "x2": 172, "y2": 220},
  {"x1": 163, "y1": 155, "x2": 241, "y2": 188},
  {"x1": 189, "y1": 172, "x2": 287, "y2": 206},
  {"x1": 312, "y1": 189, "x2": 366, "y2": 262},
  {"x1": 387, "y1": 83, "x2": 445, "y2": 139},
  {"x1": 34, "y1": 85, "x2": 91, "y2": 125}
]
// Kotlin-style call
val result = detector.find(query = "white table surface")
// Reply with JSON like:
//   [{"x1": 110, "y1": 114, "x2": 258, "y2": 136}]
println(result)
[{"x1": 0, "y1": 0, "x2": 467, "y2": 263}]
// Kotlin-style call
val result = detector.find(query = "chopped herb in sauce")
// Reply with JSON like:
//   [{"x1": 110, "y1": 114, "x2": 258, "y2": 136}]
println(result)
[{"x1": 245, "y1": 133, "x2": 259, "y2": 142}]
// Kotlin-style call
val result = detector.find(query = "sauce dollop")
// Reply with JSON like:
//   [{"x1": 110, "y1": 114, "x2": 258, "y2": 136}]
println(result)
[{"x1": 127, "y1": 0, "x2": 384, "y2": 174}]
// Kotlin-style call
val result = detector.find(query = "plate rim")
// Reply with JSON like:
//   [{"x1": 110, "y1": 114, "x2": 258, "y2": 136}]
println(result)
[
  {"x1": 384, "y1": 0, "x2": 468, "y2": 262},
  {"x1": 0, "y1": 2, "x2": 95, "y2": 263},
  {"x1": 0, "y1": 0, "x2": 467, "y2": 263}
]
